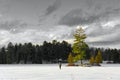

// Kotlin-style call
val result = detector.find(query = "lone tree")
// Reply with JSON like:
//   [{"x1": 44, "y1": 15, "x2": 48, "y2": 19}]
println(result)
[
  {"x1": 67, "y1": 53, "x2": 74, "y2": 66},
  {"x1": 72, "y1": 27, "x2": 88, "y2": 65},
  {"x1": 95, "y1": 50, "x2": 102, "y2": 65},
  {"x1": 89, "y1": 56, "x2": 94, "y2": 65}
]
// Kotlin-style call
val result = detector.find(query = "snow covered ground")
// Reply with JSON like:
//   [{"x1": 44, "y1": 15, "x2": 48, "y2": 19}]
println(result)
[{"x1": 0, "y1": 64, "x2": 120, "y2": 80}]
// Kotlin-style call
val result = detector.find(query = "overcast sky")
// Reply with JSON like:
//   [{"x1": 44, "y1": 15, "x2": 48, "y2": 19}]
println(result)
[{"x1": 0, "y1": 0, "x2": 120, "y2": 48}]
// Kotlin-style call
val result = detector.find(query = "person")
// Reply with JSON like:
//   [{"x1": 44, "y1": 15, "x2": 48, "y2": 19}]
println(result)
[{"x1": 58, "y1": 58, "x2": 62, "y2": 69}]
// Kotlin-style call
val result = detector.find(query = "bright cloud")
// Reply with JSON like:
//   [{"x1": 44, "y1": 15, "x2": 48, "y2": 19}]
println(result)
[
  {"x1": 102, "y1": 20, "x2": 120, "y2": 28},
  {"x1": 0, "y1": 25, "x2": 74, "y2": 46}
]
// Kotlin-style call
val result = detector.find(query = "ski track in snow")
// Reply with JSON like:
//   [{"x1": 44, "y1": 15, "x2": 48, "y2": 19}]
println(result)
[{"x1": 0, "y1": 64, "x2": 120, "y2": 80}]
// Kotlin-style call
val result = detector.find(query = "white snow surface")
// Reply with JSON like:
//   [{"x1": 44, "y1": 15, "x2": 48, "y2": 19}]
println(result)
[{"x1": 0, "y1": 64, "x2": 120, "y2": 80}]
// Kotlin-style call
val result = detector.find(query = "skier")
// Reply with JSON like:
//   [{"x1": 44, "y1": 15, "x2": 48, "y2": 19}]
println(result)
[{"x1": 58, "y1": 58, "x2": 62, "y2": 69}]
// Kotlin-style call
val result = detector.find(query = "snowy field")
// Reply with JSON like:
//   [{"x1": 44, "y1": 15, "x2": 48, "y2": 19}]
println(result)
[{"x1": 0, "y1": 64, "x2": 120, "y2": 80}]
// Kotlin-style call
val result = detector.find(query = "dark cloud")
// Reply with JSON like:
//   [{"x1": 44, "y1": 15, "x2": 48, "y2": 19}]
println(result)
[
  {"x1": 39, "y1": 0, "x2": 61, "y2": 23},
  {"x1": 98, "y1": 8, "x2": 120, "y2": 21},
  {"x1": 0, "y1": 0, "x2": 11, "y2": 13},
  {"x1": 85, "y1": 8, "x2": 120, "y2": 37},
  {"x1": 45, "y1": 0, "x2": 61, "y2": 16},
  {"x1": 87, "y1": 41, "x2": 118, "y2": 46},
  {"x1": 58, "y1": 9, "x2": 100, "y2": 26},
  {"x1": 58, "y1": 8, "x2": 120, "y2": 26},
  {"x1": 86, "y1": 24, "x2": 120, "y2": 47},
  {"x1": 0, "y1": 0, "x2": 120, "y2": 48},
  {"x1": 86, "y1": 25, "x2": 118, "y2": 37},
  {"x1": 0, "y1": 20, "x2": 27, "y2": 33},
  {"x1": 85, "y1": 0, "x2": 95, "y2": 9},
  {"x1": 87, "y1": 36, "x2": 120, "y2": 46}
]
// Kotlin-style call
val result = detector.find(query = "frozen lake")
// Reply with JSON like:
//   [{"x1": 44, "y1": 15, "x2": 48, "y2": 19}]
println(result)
[{"x1": 0, "y1": 64, "x2": 120, "y2": 80}]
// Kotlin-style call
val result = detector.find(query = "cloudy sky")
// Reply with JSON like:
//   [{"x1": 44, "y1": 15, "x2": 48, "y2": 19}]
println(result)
[{"x1": 0, "y1": 0, "x2": 120, "y2": 48}]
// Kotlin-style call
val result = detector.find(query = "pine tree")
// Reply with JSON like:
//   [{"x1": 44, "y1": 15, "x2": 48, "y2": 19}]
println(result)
[
  {"x1": 89, "y1": 56, "x2": 94, "y2": 65},
  {"x1": 67, "y1": 53, "x2": 74, "y2": 66},
  {"x1": 72, "y1": 27, "x2": 88, "y2": 65},
  {"x1": 6, "y1": 42, "x2": 15, "y2": 64},
  {"x1": 95, "y1": 55, "x2": 99, "y2": 65},
  {"x1": 95, "y1": 50, "x2": 102, "y2": 65},
  {"x1": 0, "y1": 47, "x2": 6, "y2": 64}
]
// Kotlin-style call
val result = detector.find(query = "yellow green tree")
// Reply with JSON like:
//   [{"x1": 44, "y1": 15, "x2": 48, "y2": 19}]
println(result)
[
  {"x1": 95, "y1": 50, "x2": 102, "y2": 65},
  {"x1": 89, "y1": 56, "x2": 94, "y2": 65},
  {"x1": 72, "y1": 27, "x2": 88, "y2": 65},
  {"x1": 67, "y1": 53, "x2": 74, "y2": 66}
]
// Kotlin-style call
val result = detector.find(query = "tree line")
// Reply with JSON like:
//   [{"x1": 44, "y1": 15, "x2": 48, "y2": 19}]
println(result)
[
  {"x1": 0, "y1": 42, "x2": 120, "y2": 64},
  {"x1": 0, "y1": 40, "x2": 72, "y2": 64},
  {"x1": 88, "y1": 47, "x2": 120, "y2": 63}
]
